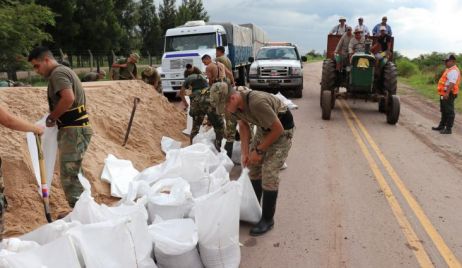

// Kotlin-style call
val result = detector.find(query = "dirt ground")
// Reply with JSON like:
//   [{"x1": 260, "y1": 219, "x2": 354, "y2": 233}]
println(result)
[{"x1": 0, "y1": 80, "x2": 188, "y2": 237}]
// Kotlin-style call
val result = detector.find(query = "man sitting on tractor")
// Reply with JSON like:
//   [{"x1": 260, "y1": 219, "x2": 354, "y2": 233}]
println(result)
[
  {"x1": 334, "y1": 26, "x2": 353, "y2": 71},
  {"x1": 348, "y1": 28, "x2": 366, "y2": 60},
  {"x1": 372, "y1": 26, "x2": 392, "y2": 66}
]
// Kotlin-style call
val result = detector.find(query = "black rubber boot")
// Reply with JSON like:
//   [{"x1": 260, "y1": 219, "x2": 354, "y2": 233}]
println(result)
[
  {"x1": 440, "y1": 128, "x2": 452, "y2": 134},
  {"x1": 251, "y1": 179, "x2": 262, "y2": 203},
  {"x1": 250, "y1": 190, "x2": 278, "y2": 236},
  {"x1": 432, "y1": 124, "x2": 445, "y2": 131},
  {"x1": 224, "y1": 141, "x2": 233, "y2": 158}
]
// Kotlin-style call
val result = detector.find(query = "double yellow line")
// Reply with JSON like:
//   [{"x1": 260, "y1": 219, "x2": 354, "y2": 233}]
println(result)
[{"x1": 339, "y1": 100, "x2": 461, "y2": 268}]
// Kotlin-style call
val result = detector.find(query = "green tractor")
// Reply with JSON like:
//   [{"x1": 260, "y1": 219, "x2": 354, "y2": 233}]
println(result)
[{"x1": 320, "y1": 35, "x2": 400, "y2": 125}]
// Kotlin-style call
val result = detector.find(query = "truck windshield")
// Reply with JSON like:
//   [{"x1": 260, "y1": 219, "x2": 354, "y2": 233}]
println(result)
[
  {"x1": 165, "y1": 33, "x2": 217, "y2": 52},
  {"x1": 256, "y1": 47, "x2": 299, "y2": 60}
]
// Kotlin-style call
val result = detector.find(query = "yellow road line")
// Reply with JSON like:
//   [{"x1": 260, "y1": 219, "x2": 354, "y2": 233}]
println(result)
[
  {"x1": 342, "y1": 102, "x2": 462, "y2": 268},
  {"x1": 339, "y1": 101, "x2": 434, "y2": 267}
]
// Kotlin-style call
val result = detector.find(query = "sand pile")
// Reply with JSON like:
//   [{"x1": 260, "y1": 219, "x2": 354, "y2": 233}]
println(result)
[{"x1": 0, "y1": 80, "x2": 188, "y2": 237}]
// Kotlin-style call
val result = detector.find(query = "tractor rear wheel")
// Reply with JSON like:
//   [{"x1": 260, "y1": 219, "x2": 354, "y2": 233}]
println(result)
[
  {"x1": 386, "y1": 95, "x2": 400, "y2": 125},
  {"x1": 321, "y1": 90, "x2": 332, "y2": 120},
  {"x1": 383, "y1": 62, "x2": 398, "y2": 95}
]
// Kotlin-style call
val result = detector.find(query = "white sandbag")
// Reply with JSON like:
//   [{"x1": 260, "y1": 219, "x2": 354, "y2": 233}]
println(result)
[
  {"x1": 231, "y1": 141, "x2": 241, "y2": 165},
  {"x1": 183, "y1": 96, "x2": 193, "y2": 135},
  {"x1": 26, "y1": 115, "x2": 58, "y2": 192},
  {"x1": 192, "y1": 126, "x2": 215, "y2": 145},
  {"x1": 20, "y1": 220, "x2": 81, "y2": 245},
  {"x1": 195, "y1": 181, "x2": 241, "y2": 268},
  {"x1": 238, "y1": 168, "x2": 262, "y2": 224},
  {"x1": 209, "y1": 166, "x2": 230, "y2": 193},
  {"x1": 0, "y1": 238, "x2": 40, "y2": 253},
  {"x1": 218, "y1": 151, "x2": 234, "y2": 172},
  {"x1": 147, "y1": 178, "x2": 193, "y2": 222},
  {"x1": 133, "y1": 164, "x2": 164, "y2": 185},
  {"x1": 274, "y1": 92, "x2": 298, "y2": 110},
  {"x1": 101, "y1": 154, "x2": 140, "y2": 198},
  {"x1": 149, "y1": 218, "x2": 202, "y2": 268},
  {"x1": 161, "y1": 136, "x2": 182, "y2": 153},
  {"x1": 0, "y1": 236, "x2": 81, "y2": 268},
  {"x1": 179, "y1": 144, "x2": 210, "y2": 181},
  {"x1": 67, "y1": 218, "x2": 139, "y2": 268}
]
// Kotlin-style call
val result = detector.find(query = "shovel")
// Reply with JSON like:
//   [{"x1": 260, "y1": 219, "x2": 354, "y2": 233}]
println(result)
[
  {"x1": 35, "y1": 134, "x2": 52, "y2": 223},
  {"x1": 122, "y1": 97, "x2": 141, "y2": 146}
]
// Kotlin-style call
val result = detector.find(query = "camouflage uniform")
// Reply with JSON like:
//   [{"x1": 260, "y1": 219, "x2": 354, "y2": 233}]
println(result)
[
  {"x1": 0, "y1": 158, "x2": 5, "y2": 240},
  {"x1": 58, "y1": 127, "x2": 92, "y2": 207},
  {"x1": 249, "y1": 128, "x2": 293, "y2": 190}
]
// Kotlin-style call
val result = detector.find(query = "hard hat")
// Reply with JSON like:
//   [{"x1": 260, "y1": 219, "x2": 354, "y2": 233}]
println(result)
[
  {"x1": 339, "y1": 16, "x2": 346, "y2": 21},
  {"x1": 354, "y1": 26, "x2": 363, "y2": 33}
]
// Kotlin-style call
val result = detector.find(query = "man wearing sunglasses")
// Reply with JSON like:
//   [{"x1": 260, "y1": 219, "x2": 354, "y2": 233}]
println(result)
[{"x1": 28, "y1": 46, "x2": 93, "y2": 211}]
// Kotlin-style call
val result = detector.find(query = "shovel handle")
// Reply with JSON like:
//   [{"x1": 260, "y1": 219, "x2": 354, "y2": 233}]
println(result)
[{"x1": 35, "y1": 134, "x2": 52, "y2": 223}]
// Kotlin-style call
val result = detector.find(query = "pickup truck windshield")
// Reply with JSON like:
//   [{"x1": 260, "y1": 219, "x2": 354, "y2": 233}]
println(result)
[
  {"x1": 165, "y1": 33, "x2": 216, "y2": 52},
  {"x1": 256, "y1": 47, "x2": 299, "y2": 60}
]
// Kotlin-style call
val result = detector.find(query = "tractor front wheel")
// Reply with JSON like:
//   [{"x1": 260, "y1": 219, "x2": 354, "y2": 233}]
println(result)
[
  {"x1": 321, "y1": 90, "x2": 333, "y2": 120},
  {"x1": 386, "y1": 95, "x2": 400, "y2": 125}
]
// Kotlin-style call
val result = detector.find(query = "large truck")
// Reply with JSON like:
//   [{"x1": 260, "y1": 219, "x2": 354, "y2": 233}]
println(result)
[{"x1": 158, "y1": 20, "x2": 268, "y2": 95}]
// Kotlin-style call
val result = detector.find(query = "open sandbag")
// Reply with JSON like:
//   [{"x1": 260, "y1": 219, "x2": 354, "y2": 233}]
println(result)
[
  {"x1": 238, "y1": 168, "x2": 262, "y2": 224},
  {"x1": 195, "y1": 181, "x2": 241, "y2": 268},
  {"x1": 0, "y1": 236, "x2": 81, "y2": 268},
  {"x1": 149, "y1": 218, "x2": 203, "y2": 268},
  {"x1": 20, "y1": 220, "x2": 81, "y2": 245},
  {"x1": 101, "y1": 154, "x2": 140, "y2": 198},
  {"x1": 147, "y1": 178, "x2": 193, "y2": 222}
]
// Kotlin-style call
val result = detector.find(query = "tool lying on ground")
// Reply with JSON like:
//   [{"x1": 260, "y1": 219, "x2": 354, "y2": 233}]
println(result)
[
  {"x1": 123, "y1": 97, "x2": 141, "y2": 146},
  {"x1": 35, "y1": 134, "x2": 52, "y2": 223}
]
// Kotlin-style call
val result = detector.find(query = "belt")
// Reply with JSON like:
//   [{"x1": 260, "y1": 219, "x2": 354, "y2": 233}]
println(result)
[
  {"x1": 192, "y1": 87, "x2": 209, "y2": 95},
  {"x1": 261, "y1": 110, "x2": 295, "y2": 132},
  {"x1": 57, "y1": 105, "x2": 90, "y2": 129}
]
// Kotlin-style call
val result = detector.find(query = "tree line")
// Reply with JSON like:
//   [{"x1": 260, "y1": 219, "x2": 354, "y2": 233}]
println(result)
[{"x1": 0, "y1": 0, "x2": 209, "y2": 80}]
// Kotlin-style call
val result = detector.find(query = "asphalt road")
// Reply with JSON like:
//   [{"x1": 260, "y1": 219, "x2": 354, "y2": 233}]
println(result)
[{"x1": 238, "y1": 62, "x2": 462, "y2": 268}]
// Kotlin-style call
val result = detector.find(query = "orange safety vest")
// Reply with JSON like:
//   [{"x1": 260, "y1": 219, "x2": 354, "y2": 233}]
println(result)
[{"x1": 437, "y1": 65, "x2": 460, "y2": 96}]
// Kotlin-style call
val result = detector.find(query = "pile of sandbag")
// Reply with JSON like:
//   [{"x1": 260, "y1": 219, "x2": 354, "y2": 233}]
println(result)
[{"x1": 1, "y1": 136, "x2": 262, "y2": 268}]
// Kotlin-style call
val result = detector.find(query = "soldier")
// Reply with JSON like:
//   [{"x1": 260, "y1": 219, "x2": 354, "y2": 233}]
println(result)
[
  {"x1": 210, "y1": 83, "x2": 294, "y2": 236},
  {"x1": 0, "y1": 106, "x2": 43, "y2": 241},
  {"x1": 81, "y1": 70, "x2": 106, "y2": 82},
  {"x1": 201, "y1": 54, "x2": 234, "y2": 86},
  {"x1": 215, "y1": 46, "x2": 239, "y2": 158},
  {"x1": 112, "y1": 53, "x2": 140, "y2": 80},
  {"x1": 141, "y1": 66, "x2": 163, "y2": 93},
  {"x1": 28, "y1": 46, "x2": 93, "y2": 210},
  {"x1": 180, "y1": 64, "x2": 224, "y2": 150}
]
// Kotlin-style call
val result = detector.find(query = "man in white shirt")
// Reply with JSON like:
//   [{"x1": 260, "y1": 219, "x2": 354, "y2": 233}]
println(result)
[
  {"x1": 355, "y1": 17, "x2": 370, "y2": 36},
  {"x1": 330, "y1": 16, "x2": 348, "y2": 35}
]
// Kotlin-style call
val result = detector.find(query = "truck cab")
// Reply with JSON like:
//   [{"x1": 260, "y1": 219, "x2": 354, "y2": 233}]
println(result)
[
  {"x1": 248, "y1": 42, "x2": 307, "y2": 98},
  {"x1": 158, "y1": 21, "x2": 228, "y2": 94}
]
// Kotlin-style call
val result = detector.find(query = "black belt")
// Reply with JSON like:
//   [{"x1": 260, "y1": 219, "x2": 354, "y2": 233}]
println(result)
[
  {"x1": 57, "y1": 105, "x2": 90, "y2": 129},
  {"x1": 261, "y1": 111, "x2": 295, "y2": 131}
]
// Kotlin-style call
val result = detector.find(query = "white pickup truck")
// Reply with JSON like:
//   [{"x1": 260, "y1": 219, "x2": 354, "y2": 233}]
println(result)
[{"x1": 248, "y1": 43, "x2": 307, "y2": 98}]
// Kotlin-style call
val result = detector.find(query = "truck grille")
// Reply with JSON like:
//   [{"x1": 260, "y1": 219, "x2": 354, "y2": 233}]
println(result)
[
  {"x1": 170, "y1": 59, "x2": 194, "y2": 70},
  {"x1": 260, "y1": 67, "x2": 289, "y2": 77}
]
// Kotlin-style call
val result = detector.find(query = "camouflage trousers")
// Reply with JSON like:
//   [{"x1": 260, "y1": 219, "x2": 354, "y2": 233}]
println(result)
[
  {"x1": 189, "y1": 91, "x2": 224, "y2": 145},
  {"x1": 0, "y1": 158, "x2": 5, "y2": 241},
  {"x1": 224, "y1": 113, "x2": 238, "y2": 142},
  {"x1": 58, "y1": 127, "x2": 93, "y2": 207},
  {"x1": 248, "y1": 127, "x2": 294, "y2": 191}
]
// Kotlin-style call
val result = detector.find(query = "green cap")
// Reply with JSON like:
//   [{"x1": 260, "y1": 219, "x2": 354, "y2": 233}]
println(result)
[{"x1": 210, "y1": 82, "x2": 235, "y2": 115}]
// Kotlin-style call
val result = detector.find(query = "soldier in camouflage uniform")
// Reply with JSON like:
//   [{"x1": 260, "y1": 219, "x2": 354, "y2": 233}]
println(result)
[
  {"x1": 215, "y1": 46, "x2": 239, "y2": 158},
  {"x1": 29, "y1": 46, "x2": 93, "y2": 209},
  {"x1": 0, "y1": 106, "x2": 43, "y2": 240},
  {"x1": 112, "y1": 53, "x2": 139, "y2": 80},
  {"x1": 180, "y1": 64, "x2": 224, "y2": 150},
  {"x1": 142, "y1": 66, "x2": 163, "y2": 93},
  {"x1": 210, "y1": 83, "x2": 294, "y2": 236}
]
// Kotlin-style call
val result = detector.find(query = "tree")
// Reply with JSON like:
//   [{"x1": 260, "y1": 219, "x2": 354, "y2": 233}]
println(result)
[
  {"x1": 114, "y1": 0, "x2": 141, "y2": 54},
  {"x1": 187, "y1": 0, "x2": 209, "y2": 22},
  {"x1": 139, "y1": 0, "x2": 163, "y2": 57},
  {"x1": 0, "y1": 1, "x2": 55, "y2": 80},
  {"x1": 159, "y1": 0, "x2": 177, "y2": 35},
  {"x1": 175, "y1": 0, "x2": 191, "y2": 26}
]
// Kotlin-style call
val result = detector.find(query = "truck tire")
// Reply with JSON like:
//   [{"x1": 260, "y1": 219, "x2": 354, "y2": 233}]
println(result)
[
  {"x1": 386, "y1": 95, "x2": 400, "y2": 125},
  {"x1": 383, "y1": 62, "x2": 397, "y2": 95},
  {"x1": 320, "y1": 59, "x2": 336, "y2": 107},
  {"x1": 293, "y1": 81, "x2": 303, "y2": 98},
  {"x1": 321, "y1": 90, "x2": 332, "y2": 120}
]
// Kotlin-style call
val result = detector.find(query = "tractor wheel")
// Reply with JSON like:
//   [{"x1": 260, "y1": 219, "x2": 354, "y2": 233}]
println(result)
[
  {"x1": 386, "y1": 95, "x2": 400, "y2": 125},
  {"x1": 383, "y1": 62, "x2": 398, "y2": 95},
  {"x1": 378, "y1": 98, "x2": 386, "y2": 113},
  {"x1": 321, "y1": 90, "x2": 332, "y2": 120},
  {"x1": 320, "y1": 59, "x2": 337, "y2": 107}
]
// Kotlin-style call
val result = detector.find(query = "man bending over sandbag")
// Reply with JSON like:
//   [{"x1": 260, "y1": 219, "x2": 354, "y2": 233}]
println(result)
[
  {"x1": 28, "y1": 46, "x2": 93, "y2": 212},
  {"x1": 210, "y1": 83, "x2": 294, "y2": 236},
  {"x1": 0, "y1": 106, "x2": 43, "y2": 240}
]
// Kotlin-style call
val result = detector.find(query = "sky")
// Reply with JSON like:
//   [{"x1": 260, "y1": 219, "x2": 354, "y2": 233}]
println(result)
[{"x1": 202, "y1": 0, "x2": 462, "y2": 58}]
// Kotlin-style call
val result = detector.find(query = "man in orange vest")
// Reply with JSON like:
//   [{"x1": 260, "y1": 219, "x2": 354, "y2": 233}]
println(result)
[{"x1": 432, "y1": 54, "x2": 460, "y2": 134}]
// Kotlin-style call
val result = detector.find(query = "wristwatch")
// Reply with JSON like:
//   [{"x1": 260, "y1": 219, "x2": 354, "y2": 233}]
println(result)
[{"x1": 255, "y1": 146, "x2": 265, "y2": 155}]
